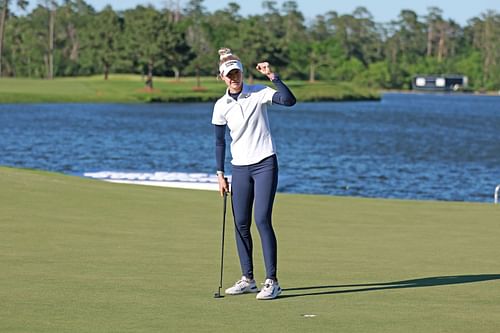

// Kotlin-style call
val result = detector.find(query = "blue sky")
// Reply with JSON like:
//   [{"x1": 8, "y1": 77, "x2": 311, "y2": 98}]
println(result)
[{"x1": 20, "y1": 0, "x2": 498, "y2": 25}]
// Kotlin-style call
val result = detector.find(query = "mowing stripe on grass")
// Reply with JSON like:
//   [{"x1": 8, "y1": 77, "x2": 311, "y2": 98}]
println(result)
[{"x1": 1, "y1": 166, "x2": 499, "y2": 332}]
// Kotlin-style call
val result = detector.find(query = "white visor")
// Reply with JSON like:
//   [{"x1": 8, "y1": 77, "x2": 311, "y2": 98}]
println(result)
[{"x1": 219, "y1": 60, "x2": 243, "y2": 76}]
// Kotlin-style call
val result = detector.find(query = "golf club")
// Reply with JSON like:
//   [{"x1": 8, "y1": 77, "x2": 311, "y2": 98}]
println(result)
[{"x1": 214, "y1": 178, "x2": 229, "y2": 299}]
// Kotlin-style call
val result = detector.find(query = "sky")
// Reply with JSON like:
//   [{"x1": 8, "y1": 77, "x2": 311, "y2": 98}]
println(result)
[{"x1": 19, "y1": 0, "x2": 498, "y2": 25}]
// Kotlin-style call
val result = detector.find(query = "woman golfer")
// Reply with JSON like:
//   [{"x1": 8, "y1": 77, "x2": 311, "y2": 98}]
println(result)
[{"x1": 212, "y1": 48, "x2": 296, "y2": 300}]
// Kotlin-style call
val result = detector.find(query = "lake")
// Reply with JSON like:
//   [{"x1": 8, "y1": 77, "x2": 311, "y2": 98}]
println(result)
[{"x1": 1, "y1": 93, "x2": 499, "y2": 202}]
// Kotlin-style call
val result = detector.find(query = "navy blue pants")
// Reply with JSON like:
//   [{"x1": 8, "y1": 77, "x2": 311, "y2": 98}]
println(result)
[{"x1": 231, "y1": 154, "x2": 278, "y2": 281}]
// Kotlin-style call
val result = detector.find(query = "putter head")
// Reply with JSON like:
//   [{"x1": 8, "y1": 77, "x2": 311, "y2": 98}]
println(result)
[{"x1": 213, "y1": 292, "x2": 224, "y2": 298}]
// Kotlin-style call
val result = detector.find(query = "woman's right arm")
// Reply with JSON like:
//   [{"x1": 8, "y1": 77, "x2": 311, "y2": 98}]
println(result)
[{"x1": 215, "y1": 124, "x2": 229, "y2": 196}]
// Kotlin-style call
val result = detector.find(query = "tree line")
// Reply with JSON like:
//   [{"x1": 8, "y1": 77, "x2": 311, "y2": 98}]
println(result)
[{"x1": 1, "y1": 0, "x2": 499, "y2": 90}]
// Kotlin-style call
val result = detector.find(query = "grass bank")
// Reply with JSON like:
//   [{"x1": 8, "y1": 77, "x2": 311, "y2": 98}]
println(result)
[
  {"x1": 1, "y1": 166, "x2": 499, "y2": 332},
  {"x1": 0, "y1": 75, "x2": 379, "y2": 103}
]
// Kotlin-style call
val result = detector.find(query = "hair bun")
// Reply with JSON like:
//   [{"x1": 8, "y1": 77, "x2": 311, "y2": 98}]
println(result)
[{"x1": 218, "y1": 48, "x2": 232, "y2": 61}]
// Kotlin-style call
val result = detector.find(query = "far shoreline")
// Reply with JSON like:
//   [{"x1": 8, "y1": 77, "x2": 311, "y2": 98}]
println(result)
[
  {"x1": 0, "y1": 75, "x2": 380, "y2": 104},
  {"x1": 380, "y1": 89, "x2": 500, "y2": 97}
]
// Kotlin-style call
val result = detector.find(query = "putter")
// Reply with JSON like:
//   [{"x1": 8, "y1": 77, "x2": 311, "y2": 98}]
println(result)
[{"x1": 214, "y1": 179, "x2": 229, "y2": 299}]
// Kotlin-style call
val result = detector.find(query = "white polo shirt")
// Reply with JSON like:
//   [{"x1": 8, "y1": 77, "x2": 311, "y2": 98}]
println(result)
[{"x1": 212, "y1": 84, "x2": 276, "y2": 166}]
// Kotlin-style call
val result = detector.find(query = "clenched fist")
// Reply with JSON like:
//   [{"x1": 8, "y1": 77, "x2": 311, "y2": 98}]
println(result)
[{"x1": 256, "y1": 62, "x2": 275, "y2": 80}]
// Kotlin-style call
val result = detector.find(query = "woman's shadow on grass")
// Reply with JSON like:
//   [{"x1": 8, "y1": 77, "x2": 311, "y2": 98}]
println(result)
[{"x1": 280, "y1": 274, "x2": 500, "y2": 299}]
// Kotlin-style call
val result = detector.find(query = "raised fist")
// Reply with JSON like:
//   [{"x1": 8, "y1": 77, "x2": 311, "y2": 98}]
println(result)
[{"x1": 256, "y1": 62, "x2": 272, "y2": 75}]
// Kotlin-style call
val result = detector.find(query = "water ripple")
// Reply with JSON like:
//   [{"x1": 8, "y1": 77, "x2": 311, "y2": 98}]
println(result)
[{"x1": 1, "y1": 94, "x2": 499, "y2": 202}]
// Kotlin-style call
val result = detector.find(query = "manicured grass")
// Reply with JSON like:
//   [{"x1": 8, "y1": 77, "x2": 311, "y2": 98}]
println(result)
[
  {"x1": 0, "y1": 75, "x2": 379, "y2": 103},
  {"x1": 1, "y1": 166, "x2": 499, "y2": 332}
]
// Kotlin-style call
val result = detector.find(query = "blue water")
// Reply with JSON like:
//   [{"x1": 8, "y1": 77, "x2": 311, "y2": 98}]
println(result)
[{"x1": 1, "y1": 93, "x2": 499, "y2": 202}]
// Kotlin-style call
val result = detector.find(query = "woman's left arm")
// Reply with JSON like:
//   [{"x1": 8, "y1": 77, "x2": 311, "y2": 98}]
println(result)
[{"x1": 270, "y1": 75, "x2": 296, "y2": 106}]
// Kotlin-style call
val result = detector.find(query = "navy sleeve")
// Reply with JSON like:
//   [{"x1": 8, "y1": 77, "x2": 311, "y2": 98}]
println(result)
[
  {"x1": 271, "y1": 75, "x2": 296, "y2": 106},
  {"x1": 215, "y1": 125, "x2": 226, "y2": 172}
]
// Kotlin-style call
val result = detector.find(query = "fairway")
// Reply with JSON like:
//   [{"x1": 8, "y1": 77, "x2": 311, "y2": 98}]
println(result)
[
  {"x1": 1, "y1": 167, "x2": 499, "y2": 332},
  {"x1": 0, "y1": 75, "x2": 379, "y2": 103}
]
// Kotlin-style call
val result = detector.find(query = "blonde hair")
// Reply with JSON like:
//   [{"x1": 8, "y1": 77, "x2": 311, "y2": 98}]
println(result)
[{"x1": 218, "y1": 47, "x2": 240, "y2": 65}]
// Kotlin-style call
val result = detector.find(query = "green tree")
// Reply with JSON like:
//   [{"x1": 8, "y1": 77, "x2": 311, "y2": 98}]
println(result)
[
  {"x1": 328, "y1": 7, "x2": 380, "y2": 66},
  {"x1": 55, "y1": 0, "x2": 96, "y2": 76},
  {"x1": 236, "y1": 14, "x2": 281, "y2": 82},
  {"x1": 279, "y1": 0, "x2": 306, "y2": 78},
  {"x1": 308, "y1": 38, "x2": 343, "y2": 82},
  {"x1": 123, "y1": 5, "x2": 178, "y2": 89},
  {"x1": 162, "y1": 11, "x2": 193, "y2": 81},
  {"x1": 88, "y1": 5, "x2": 122, "y2": 79},
  {"x1": 282, "y1": 0, "x2": 305, "y2": 44},
  {"x1": 205, "y1": 2, "x2": 241, "y2": 49},
  {"x1": 454, "y1": 51, "x2": 482, "y2": 89},
  {"x1": 425, "y1": 7, "x2": 439, "y2": 57},
  {"x1": 2, "y1": 14, "x2": 23, "y2": 75},
  {"x1": 393, "y1": 10, "x2": 427, "y2": 63},
  {"x1": 233, "y1": 1, "x2": 289, "y2": 81},
  {"x1": 424, "y1": 7, "x2": 463, "y2": 62},
  {"x1": 356, "y1": 61, "x2": 391, "y2": 88},
  {"x1": 333, "y1": 57, "x2": 364, "y2": 81},
  {"x1": 0, "y1": 0, "x2": 28, "y2": 76},
  {"x1": 25, "y1": 2, "x2": 57, "y2": 79},
  {"x1": 479, "y1": 11, "x2": 500, "y2": 88},
  {"x1": 183, "y1": 0, "x2": 212, "y2": 87},
  {"x1": 45, "y1": 0, "x2": 57, "y2": 79},
  {"x1": 289, "y1": 15, "x2": 343, "y2": 82}
]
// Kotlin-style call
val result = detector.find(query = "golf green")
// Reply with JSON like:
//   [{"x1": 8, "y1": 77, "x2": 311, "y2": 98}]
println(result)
[{"x1": 1, "y1": 167, "x2": 499, "y2": 332}]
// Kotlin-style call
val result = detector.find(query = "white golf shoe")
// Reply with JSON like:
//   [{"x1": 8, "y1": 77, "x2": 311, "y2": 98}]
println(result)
[
  {"x1": 225, "y1": 276, "x2": 258, "y2": 295},
  {"x1": 256, "y1": 279, "x2": 281, "y2": 300}
]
